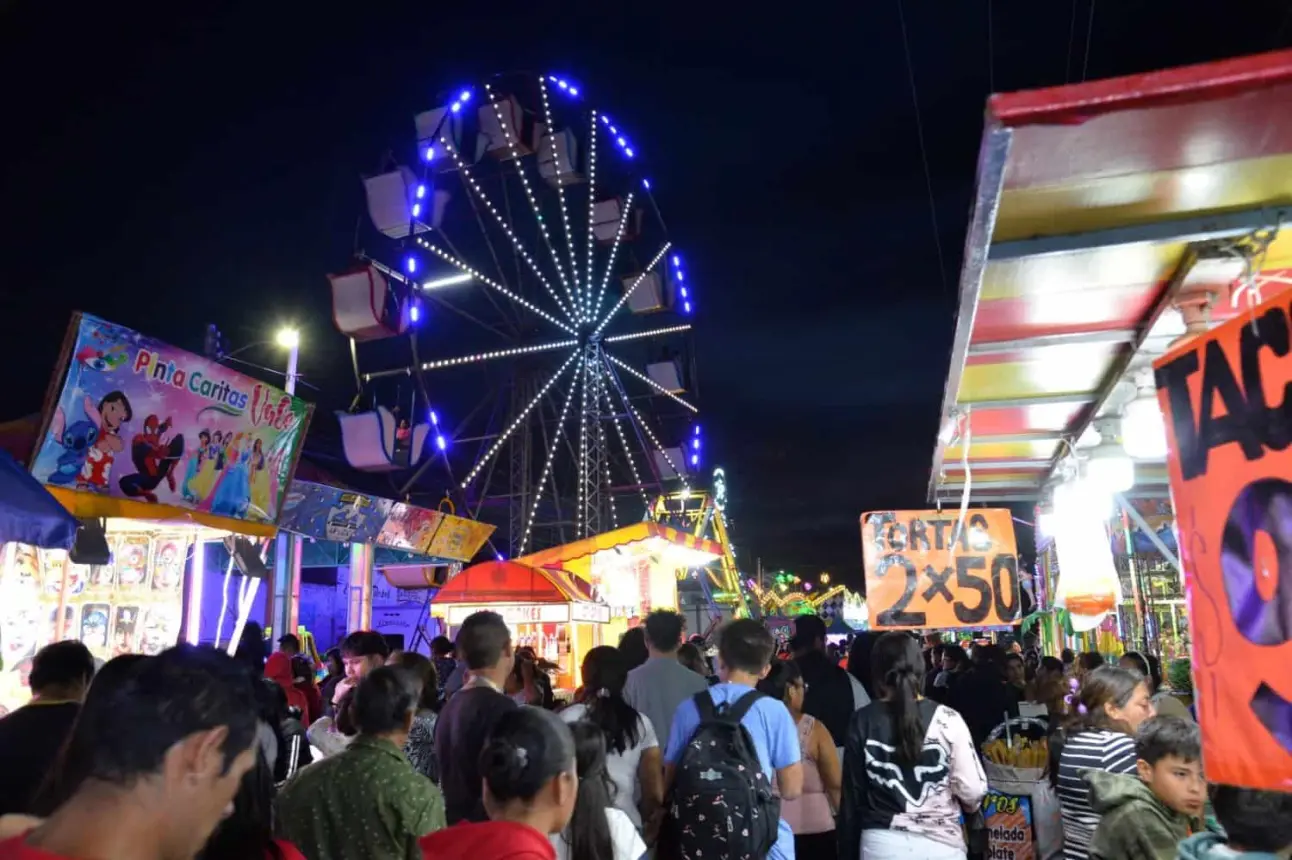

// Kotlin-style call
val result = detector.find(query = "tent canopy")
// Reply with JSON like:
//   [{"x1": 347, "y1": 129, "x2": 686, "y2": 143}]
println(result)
[
  {"x1": 517, "y1": 522, "x2": 723, "y2": 578},
  {"x1": 930, "y1": 49, "x2": 1292, "y2": 504},
  {"x1": 432, "y1": 560, "x2": 596, "y2": 605},
  {"x1": 0, "y1": 449, "x2": 79, "y2": 549}
]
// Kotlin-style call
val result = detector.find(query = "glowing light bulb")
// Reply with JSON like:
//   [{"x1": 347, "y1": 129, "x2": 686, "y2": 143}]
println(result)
[
  {"x1": 642, "y1": 178, "x2": 651, "y2": 189},
  {"x1": 409, "y1": 303, "x2": 420, "y2": 323},
  {"x1": 436, "y1": 434, "x2": 447, "y2": 451},
  {"x1": 450, "y1": 102, "x2": 462, "y2": 113},
  {"x1": 690, "y1": 454, "x2": 699, "y2": 466},
  {"x1": 680, "y1": 287, "x2": 689, "y2": 298},
  {"x1": 424, "y1": 146, "x2": 436, "y2": 161},
  {"x1": 684, "y1": 302, "x2": 692, "y2": 313},
  {"x1": 411, "y1": 203, "x2": 422, "y2": 217},
  {"x1": 406, "y1": 256, "x2": 417, "y2": 273},
  {"x1": 694, "y1": 426, "x2": 701, "y2": 437},
  {"x1": 568, "y1": 86, "x2": 579, "y2": 96},
  {"x1": 458, "y1": 89, "x2": 471, "y2": 102},
  {"x1": 692, "y1": 439, "x2": 700, "y2": 450},
  {"x1": 672, "y1": 255, "x2": 681, "y2": 266},
  {"x1": 429, "y1": 410, "x2": 439, "y2": 426}
]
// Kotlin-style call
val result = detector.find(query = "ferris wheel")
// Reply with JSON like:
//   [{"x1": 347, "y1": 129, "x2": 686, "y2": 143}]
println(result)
[{"x1": 329, "y1": 71, "x2": 704, "y2": 557}]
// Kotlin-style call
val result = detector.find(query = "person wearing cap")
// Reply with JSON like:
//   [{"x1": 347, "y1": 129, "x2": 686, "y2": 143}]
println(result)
[{"x1": 790, "y1": 615, "x2": 870, "y2": 759}]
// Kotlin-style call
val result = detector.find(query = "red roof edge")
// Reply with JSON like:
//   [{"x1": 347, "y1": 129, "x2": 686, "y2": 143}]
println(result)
[{"x1": 988, "y1": 48, "x2": 1292, "y2": 128}]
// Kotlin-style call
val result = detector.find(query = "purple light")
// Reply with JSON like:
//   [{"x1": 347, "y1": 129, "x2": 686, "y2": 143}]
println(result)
[
  {"x1": 684, "y1": 301, "x2": 692, "y2": 313},
  {"x1": 416, "y1": 185, "x2": 426, "y2": 199},
  {"x1": 672, "y1": 255, "x2": 681, "y2": 266},
  {"x1": 497, "y1": 552, "x2": 505, "y2": 561},
  {"x1": 406, "y1": 256, "x2": 417, "y2": 273},
  {"x1": 429, "y1": 410, "x2": 439, "y2": 426},
  {"x1": 557, "y1": 79, "x2": 568, "y2": 90},
  {"x1": 694, "y1": 426, "x2": 701, "y2": 437},
  {"x1": 458, "y1": 89, "x2": 471, "y2": 102},
  {"x1": 450, "y1": 101, "x2": 462, "y2": 113},
  {"x1": 436, "y1": 434, "x2": 447, "y2": 451},
  {"x1": 642, "y1": 178, "x2": 651, "y2": 189},
  {"x1": 693, "y1": 439, "x2": 700, "y2": 450},
  {"x1": 609, "y1": 125, "x2": 619, "y2": 134},
  {"x1": 409, "y1": 304, "x2": 420, "y2": 323},
  {"x1": 690, "y1": 454, "x2": 699, "y2": 466},
  {"x1": 424, "y1": 146, "x2": 436, "y2": 162},
  {"x1": 568, "y1": 86, "x2": 579, "y2": 96},
  {"x1": 411, "y1": 203, "x2": 422, "y2": 217},
  {"x1": 680, "y1": 287, "x2": 689, "y2": 298},
  {"x1": 624, "y1": 147, "x2": 634, "y2": 158},
  {"x1": 676, "y1": 270, "x2": 685, "y2": 281},
  {"x1": 804, "y1": 582, "x2": 813, "y2": 592},
  {"x1": 616, "y1": 136, "x2": 626, "y2": 146}
]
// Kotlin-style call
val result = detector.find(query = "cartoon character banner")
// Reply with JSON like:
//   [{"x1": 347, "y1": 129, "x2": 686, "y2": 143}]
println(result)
[
  {"x1": 277, "y1": 481, "x2": 392, "y2": 544},
  {"x1": 1154, "y1": 292, "x2": 1292, "y2": 791},
  {"x1": 30, "y1": 313, "x2": 313, "y2": 526}
]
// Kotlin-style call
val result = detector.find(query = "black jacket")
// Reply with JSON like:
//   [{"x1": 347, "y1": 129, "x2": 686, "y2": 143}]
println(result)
[{"x1": 797, "y1": 650, "x2": 857, "y2": 748}]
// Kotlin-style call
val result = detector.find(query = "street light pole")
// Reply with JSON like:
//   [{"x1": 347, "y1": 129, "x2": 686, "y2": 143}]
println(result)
[{"x1": 268, "y1": 328, "x2": 301, "y2": 645}]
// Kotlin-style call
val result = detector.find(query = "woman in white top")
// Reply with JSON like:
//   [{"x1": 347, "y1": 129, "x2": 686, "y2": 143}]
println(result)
[
  {"x1": 560, "y1": 645, "x2": 663, "y2": 834},
  {"x1": 552, "y1": 721, "x2": 649, "y2": 860}
]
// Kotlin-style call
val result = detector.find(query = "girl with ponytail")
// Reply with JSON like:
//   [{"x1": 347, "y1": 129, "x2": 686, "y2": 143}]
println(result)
[{"x1": 837, "y1": 632, "x2": 986, "y2": 860}]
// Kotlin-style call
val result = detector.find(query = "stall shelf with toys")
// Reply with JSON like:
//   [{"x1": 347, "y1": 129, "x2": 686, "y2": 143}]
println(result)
[
  {"x1": 430, "y1": 559, "x2": 610, "y2": 693},
  {"x1": 516, "y1": 521, "x2": 723, "y2": 648},
  {"x1": 0, "y1": 313, "x2": 313, "y2": 713}
]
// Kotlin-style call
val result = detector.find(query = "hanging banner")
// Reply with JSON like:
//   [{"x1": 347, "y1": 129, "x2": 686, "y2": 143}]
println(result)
[
  {"x1": 376, "y1": 503, "x2": 444, "y2": 553},
  {"x1": 425, "y1": 514, "x2": 496, "y2": 562},
  {"x1": 277, "y1": 480, "x2": 392, "y2": 544},
  {"x1": 29, "y1": 313, "x2": 313, "y2": 529},
  {"x1": 860, "y1": 509, "x2": 1021, "y2": 630},
  {"x1": 1154, "y1": 294, "x2": 1292, "y2": 791}
]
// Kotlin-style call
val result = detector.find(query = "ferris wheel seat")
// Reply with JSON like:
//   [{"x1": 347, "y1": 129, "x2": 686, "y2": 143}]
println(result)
[
  {"x1": 363, "y1": 168, "x2": 434, "y2": 238},
  {"x1": 538, "y1": 129, "x2": 583, "y2": 187},
  {"x1": 476, "y1": 95, "x2": 536, "y2": 161},
  {"x1": 591, "y1": 198, "x2": 642, "y2": 243},
  {"x1": 646, "y1": 361, "x2": 685, "y2": 393},
  {"x1": 415, "y1": 107, "x2": 464, "y2": 165},
  {"x1": 653, "y1": 447, "x2": 690, "y2": 480},
  {"x1": 329, "y1": 265, "x2": 410, "y2": 342},
  {"x1": 623, "y1": 271, "x2": 670, "y2": 314},
  {"x1": 335, "y1": 407, "x2": 432, "y2": 472}
]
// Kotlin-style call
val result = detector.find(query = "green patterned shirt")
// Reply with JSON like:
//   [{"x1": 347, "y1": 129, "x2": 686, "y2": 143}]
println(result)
[{"x1": 275, "y1": 735, "x2": 445, "y2": 860}]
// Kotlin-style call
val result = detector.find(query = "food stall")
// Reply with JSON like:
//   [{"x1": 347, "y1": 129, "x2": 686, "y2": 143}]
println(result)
[
  {"x1": 916, "y1": 49, "x2": 1292, "y2": 849},
  {"x1": 1, "y1": 312, "x2": 313, "y2": 712},
  {"x1": 516, "y1": 521, "x2": 723, "y2": 647},
  {"x1": 430, "y1": 559, "x2": 609, "y2": 691}
]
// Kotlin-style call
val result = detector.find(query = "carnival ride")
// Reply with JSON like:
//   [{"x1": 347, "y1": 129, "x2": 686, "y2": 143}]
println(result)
[{"x1": 332, "y1": 71, "x2": 701, "y2": 557}]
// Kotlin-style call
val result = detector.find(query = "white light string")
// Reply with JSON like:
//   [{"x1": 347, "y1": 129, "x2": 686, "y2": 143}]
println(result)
[
  {"x1": 485, "y1": 84, "x2": 579, "y2": 313},
  {"x1": 578, "y1": 351, "x2": 590, "y2": 537},
  {"x1": 594, "y1": 366, "x2": 620, "y2": 528},
  {"x1": 584, "y1": 109, "x2": 600, "y2": 323},
  {"x1": 416, "y1": 237, "x2": 577, "y2": 335},
  {"x1": 536, "y1": 77, "x2": 582, "y2": 318},
  {"x1": 460, "y1": 352, "x2": 579, "y2": 490},
  {"x1": 591, "y1": 193, "x2": 635, "y2": 321},
  {"x1": 418, "y1": 339, "x2": 577, "y2": 371},
  {"x1": 601, "y1": 365, "x2": 650, "y2": 512},
  {"x1": 521, "y1": 363, "x2": 583, "y2": 552},
  {"x1": 606, "y1": 352, "x2": 699, "y2": 413},
  {"x1": 595, "y1": 242, "x2": 671, "y2": 336},
  {"x1": 603, "y1": 323, "x2": 692, "y2": 344},
  {"x1": 436, "y1": 136, "x2": 575, "y2": 323},
  {"x1": 603, "y1": 355, "x2": 690, "y2": 494}
]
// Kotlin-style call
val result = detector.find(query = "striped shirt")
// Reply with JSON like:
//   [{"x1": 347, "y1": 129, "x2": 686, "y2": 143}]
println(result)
[{"x1": 1057, "y1": 729, "x2": 1138, "y2": 859}]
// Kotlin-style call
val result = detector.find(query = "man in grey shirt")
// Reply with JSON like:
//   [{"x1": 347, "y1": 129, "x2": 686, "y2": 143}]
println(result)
[{"x1": 624, "y1": 609, "x2": 709, "y2": 745}]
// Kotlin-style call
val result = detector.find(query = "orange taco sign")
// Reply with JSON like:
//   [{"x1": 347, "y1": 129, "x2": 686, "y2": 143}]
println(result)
[
  {"x1": 1155, "y1": 293, "x2": 1292, "y2": 791},
  {"x1": 860, "y1": 509, "x2": 1021, "y2": 630}
]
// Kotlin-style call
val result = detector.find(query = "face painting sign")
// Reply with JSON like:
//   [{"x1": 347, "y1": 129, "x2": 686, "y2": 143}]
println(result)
[
  {"x1": 30, "y1": 313, "x2": 313, "y2": 527},
  {"x1": 861, "y1": 509, "x2": 1021, "y2": 630},
  {"x1": 1154, "y1": 295, "x2": 1292, "y2": 791}
]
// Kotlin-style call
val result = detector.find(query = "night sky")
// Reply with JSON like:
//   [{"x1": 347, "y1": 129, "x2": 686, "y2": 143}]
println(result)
[{"x1": 3, "y1": 2, "x2": 1289, "y2": 588}]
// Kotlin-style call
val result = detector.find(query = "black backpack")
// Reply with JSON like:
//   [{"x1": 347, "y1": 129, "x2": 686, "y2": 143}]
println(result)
[{"x1": 663, "y1": 691, "x2": 781, "y2": 860}]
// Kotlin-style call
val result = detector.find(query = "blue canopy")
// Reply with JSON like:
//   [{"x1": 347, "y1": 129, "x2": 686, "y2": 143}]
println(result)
[{"x1": 0, "y1": 449, "x2": 78, "y2": 549}]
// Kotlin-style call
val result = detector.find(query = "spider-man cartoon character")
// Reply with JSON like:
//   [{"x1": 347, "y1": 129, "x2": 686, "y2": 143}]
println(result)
[{"x1": 119, "y1": 414, "x2": 185, "y2": 503}]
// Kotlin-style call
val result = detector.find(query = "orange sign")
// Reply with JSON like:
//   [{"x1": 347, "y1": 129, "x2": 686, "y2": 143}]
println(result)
[
  {"x1": 861, "y1": 509, "x2": 1021, "y2": 630},
  {"x1": 1155, "y1": 294, "x2": 1292, "y2": 791}
]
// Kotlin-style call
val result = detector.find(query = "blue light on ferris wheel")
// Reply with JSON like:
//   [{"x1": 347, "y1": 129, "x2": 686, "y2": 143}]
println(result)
[
  {"x1": 458, "y1": 89, "x2": 472, "y2": 102},
  {"x1": 406, "y1": 256, "x2": 417, "y2": 274},
  {"x1": 680, "y1": 287, "x2": 689, "y2": 298},
  {"x1": 690, "y1": 454, "x2": 699, "y2": 466},
  {"x1": 411, "y1": 203, "x2": 422, "y2": 217},
  {"x1": 415, "y1": 185, "x2": 426, "y2": 199},
  {"x1": 672, "y1": 254, "x2": 681, "y2": 266},
  {"x1": 423, "y1": 146, "x2": 436, "y2": 162},
  {"x1": 429, "y1": 410, "x2": 439, "y2": 426},
  {"x1": 409, "y1": 303, "x2": 421, "y2": 323},
  {"x1": 684, "y1": 302, "x2": 693, "y2": 314},
  {"x1": 436, "y1": 434, "x2": 447, "y2": 451},
  {"x1": 694, "y1": 426, "x2": 701, "y2": 437},
  {"x1": 642, "y1": 178, "x2": 651, "y2": 189},
  {"x1": 693, "y1": 438, "x2": 701, "y2": 450}
]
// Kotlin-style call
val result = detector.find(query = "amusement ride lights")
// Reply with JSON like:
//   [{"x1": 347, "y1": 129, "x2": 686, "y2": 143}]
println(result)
[{"x1": 361, "y1": 72, "x2": 699, "y2": 551}]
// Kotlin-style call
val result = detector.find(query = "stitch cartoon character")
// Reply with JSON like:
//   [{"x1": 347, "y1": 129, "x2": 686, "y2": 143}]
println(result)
[
  {"x1": 74, "y1": 391, "x2": 132, "y2": 493},
  {"x1": 44, "y1": 407, "x2": 100, "y2": 486},
  {"x1": 119, "y1": 414, "x2": 184, "y2": 502}
]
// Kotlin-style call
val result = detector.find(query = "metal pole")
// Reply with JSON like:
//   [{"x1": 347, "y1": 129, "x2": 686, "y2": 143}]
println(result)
[{"x1": 268, "y1": 341, "x2": 301, "y2": 640}]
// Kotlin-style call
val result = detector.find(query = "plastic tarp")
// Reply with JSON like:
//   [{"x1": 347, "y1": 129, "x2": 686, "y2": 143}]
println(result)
[{"x1": 0, "y1": 449, "x2": 78, "y2": 549}]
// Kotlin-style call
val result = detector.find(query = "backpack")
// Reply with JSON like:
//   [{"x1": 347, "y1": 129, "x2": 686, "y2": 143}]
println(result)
[{"x1": 664, "y1": 691, "x2": 781, "y2": 860}]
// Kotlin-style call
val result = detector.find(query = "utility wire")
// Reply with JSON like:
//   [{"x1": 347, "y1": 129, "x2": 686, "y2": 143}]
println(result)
[
  {"x1": 896, "y1": 0, "x2": 952, "y2": 310},
  {"x1": 1080, "y1": 0, "x2": 1097, "y2": 82},
  {"x1": 1064, "y1": 0, "x2": 1078, "y2": 83}
]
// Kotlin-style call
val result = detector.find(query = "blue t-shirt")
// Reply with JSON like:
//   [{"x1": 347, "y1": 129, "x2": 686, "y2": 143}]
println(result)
[{"x1": 663, "y1": 682, "x2": 802, "y2": 860}]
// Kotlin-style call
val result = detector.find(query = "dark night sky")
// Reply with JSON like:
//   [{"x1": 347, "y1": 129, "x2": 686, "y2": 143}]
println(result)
[{"x1": 2, "y1": 2, "x2": 1289, "y2": 587}]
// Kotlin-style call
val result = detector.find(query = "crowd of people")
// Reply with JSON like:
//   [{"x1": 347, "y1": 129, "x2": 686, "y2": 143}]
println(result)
[{"x1": 0, "y1": 612, "x2": 1288, "y2": 860}]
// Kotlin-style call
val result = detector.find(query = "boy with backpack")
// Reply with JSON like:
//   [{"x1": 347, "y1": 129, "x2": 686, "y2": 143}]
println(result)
[
  {"x1": 1088, "y1": 716, "x2": 1206, "y2": 860},
  {"x1": 662, "y1": 619, "x2": 803, "y2": 860}
]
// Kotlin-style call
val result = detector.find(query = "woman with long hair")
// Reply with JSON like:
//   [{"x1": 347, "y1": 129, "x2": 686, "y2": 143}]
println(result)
[
  {"x1": 1051, "y1": 664, "x2": 1156, "y2": 860},
  {"x1": 756, "y1": 659, "x2": 841, "y2": 860},
  {"x1": 617, "y1": 627, "x2": 649, "y2": 672},
  {"x1": 551, "y1": 722, "x2": 646, "y2": 860},
  {"x1": 388, "y1": 650, "x2": 439, "y2": 781},
  {"x1": 200, "y1": 752, "x2": 304, "y2": 860},
  {"x1": 845, "y1": 632, "x2": 878, "y2": 700},
  {"x1": 837, "y1": 633, "x2": 986, "y2": 860},
  {"x1": 418, "y1": 707, "x2": 579, "y2": 860},
  {"x1": 560, "y1": 646, "x2": 662, "y2": 834}
]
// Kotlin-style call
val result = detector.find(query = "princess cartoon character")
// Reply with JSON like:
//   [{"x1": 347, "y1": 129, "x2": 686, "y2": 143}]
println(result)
[
  {"x1": 76, "y1": 391, "x2": 132, "y2": 493},
  {"x1": 211, "y1": 432, "x2": 252, "y2": 518},
  {"x1": 182, "y1": 429, "x2": 210, "y2": 502},
  {"x1": 249, "y1": 437, "x2": 271, "y2": 518}
]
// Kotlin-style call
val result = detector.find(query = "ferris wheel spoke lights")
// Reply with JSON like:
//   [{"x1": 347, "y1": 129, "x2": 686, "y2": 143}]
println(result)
[
  {"x1": 484, "y1": 84, "x2": 579, "y2": 312},
  {"x1": 592, "y1": 191, "x2": 634, "y2": 322},
  {"x1": 594, "y1": 242, "x2": 672, "y2": 337},
  {"x1": 606, "y1": 352, "x2": 698, "y2": 413},
  {"x1": 583, "y1": 109, "x2": 601, "y2": 324},
  {"x1": 601, "y1": 373, "x2": 651, "y2": 512},
  {"x1": 521, "y1": 358, "x2": 583, "y2": 553},
  {"x1": 536, "y1": 77, "x2": 583, "y2": 319},
  {"x1": 436, "y1": 135, "x2": 575, "y2": 322},
  {"x1": 602, "y1": 355, "x2": 690, "y2": 494},
  {"x1": 459, "y1": 352, "x2": 580, "y2": 491}
]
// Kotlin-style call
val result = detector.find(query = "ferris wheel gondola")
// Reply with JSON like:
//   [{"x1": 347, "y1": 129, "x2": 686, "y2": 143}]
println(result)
[{"x1": 331, "y1": 71, "x2": 703, "y2": 556}]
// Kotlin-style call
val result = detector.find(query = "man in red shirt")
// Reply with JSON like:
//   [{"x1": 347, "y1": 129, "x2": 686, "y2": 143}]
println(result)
[{"x1": 0, "y1": 645, "x2": 260, "y2": 860}]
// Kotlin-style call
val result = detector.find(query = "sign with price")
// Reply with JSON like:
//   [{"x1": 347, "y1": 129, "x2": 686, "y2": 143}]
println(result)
[
  {"x1": 861, "y1": 508, "x2": 1021, "y2": 630},
  {"x1": 1155, "y1": 291, "x2": 1292, "y2": 791}
]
